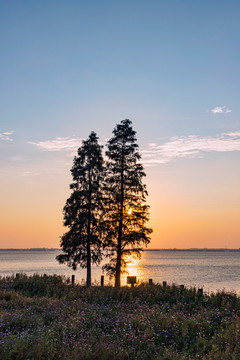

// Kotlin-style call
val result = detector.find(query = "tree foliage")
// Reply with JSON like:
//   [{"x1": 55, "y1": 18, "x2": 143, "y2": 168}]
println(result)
[
  {"x1": 56, "y1": 132, "x2": 105, "y2": 287},
  {"x1": 103, "y1": 119, "x2": 152, "y2": 287}
]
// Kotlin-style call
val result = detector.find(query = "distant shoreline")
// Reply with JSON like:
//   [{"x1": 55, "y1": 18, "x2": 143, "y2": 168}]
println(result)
[{"x1": 0, "y1": 248, "x2": 240, "y2": 252}]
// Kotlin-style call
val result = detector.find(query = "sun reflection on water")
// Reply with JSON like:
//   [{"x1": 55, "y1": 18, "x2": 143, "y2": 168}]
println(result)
[{"x1": 121, "y1": 252, "x2": 145, "y2": 285}]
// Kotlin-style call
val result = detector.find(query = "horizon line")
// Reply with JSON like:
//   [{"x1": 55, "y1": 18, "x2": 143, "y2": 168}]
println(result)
[{"x1": 0, "y1": 247, "x2": 240, "y2": 251}]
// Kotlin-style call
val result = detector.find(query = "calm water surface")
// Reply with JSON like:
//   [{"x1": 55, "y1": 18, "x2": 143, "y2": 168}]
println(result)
[{"x1": 0, "y1": 249, "x2": 240, "y2": 293}]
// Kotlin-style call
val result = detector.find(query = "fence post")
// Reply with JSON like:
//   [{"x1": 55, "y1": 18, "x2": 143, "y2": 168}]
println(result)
[
  {"x1": 101, "y1": 275, "x2": 104, "y2": 286},
  {"x1": 71, "y1": 275, "x2": 75, "y2": 285}
]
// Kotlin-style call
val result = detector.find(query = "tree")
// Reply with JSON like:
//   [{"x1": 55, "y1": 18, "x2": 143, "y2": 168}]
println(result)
[
  {"x1": 56, "y1": 132, "x2": 105, "y2": 287},
  {"x1": 103, "y1": 119, "x2": 152, "y2": 287}
]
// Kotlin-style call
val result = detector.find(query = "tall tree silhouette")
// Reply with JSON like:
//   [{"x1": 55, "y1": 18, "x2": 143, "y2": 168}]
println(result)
[
  {"x1": 103, "y1": 119, "x2": 152, "y2": 287},
  {"x1": 56, "y1": 132, "x2": 105, "y2": 287}
]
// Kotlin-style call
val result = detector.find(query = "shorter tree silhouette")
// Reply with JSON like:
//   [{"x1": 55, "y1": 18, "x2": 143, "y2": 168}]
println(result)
[{"x1": 56, "y1": 132, "x2": 105, "y2": 287}]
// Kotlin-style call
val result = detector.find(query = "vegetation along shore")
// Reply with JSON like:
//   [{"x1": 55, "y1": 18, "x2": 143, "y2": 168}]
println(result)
[{"x1": 1, "y1": 274, "x2": 240, "y2": 359}]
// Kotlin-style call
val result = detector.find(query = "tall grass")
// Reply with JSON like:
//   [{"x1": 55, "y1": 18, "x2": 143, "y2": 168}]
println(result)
[{"x1": 1, "y1": 274, "x2": 240, "y2": 359}]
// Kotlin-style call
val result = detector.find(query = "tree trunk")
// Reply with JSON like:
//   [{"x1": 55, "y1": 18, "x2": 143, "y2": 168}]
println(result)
[
  {"x1": 87, "y1": 167, "x2": 92, "y2": 288},
  {"x1": 115, "y1": 223, "x2": 122, "y2": 288},
  {"x1": 115, "y1": 149, "x2": 124, "y2": 288},
  {"x1": 86, "y1": 237, "x2": 91, "y2": 287}
]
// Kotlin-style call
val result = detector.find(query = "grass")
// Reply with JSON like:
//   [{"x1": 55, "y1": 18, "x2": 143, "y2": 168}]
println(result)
[{"x1": 1, "y1": 274, "x2": 240, "y2": 359}]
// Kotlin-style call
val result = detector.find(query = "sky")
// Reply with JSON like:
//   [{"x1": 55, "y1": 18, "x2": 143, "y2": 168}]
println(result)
[{"x1": 0, "y1": 0, "x2": 240, "y2": 249}]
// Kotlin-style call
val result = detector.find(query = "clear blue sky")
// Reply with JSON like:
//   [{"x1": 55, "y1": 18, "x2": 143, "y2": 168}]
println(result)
[{"x1": 1, "y1": 1, "x2": 240, "y2": 248}]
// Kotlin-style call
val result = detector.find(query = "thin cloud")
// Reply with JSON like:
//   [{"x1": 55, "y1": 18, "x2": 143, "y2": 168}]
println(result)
[
  {"x1": 10, "y1": 156, "x2": 24, "y2": 162},
  {"x1": 29, "y1": 137, "x2": 83, "y2": 151},
  {"x1": 21, "y1": 171, "x2": 41, "y2": 177},
  {"x1": 0, "y1": 131, "x2": 14, "y2": 141},
  {"x1": 142, "y1": 131, "x2": 240, "y2": 165},
  {"x1": 211, "y1": 106, "x2": 232, "y2": 114}
]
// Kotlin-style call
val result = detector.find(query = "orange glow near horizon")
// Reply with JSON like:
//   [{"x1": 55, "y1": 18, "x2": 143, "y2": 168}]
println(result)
[
  {"x1": 1, "y1": 190, "x2": 240, "y2": 249},
  {"x1": 0, "y1": 155, "x2": 240, "y2": 249}
]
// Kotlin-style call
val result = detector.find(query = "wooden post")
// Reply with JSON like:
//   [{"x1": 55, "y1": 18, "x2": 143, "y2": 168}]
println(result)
[
  {"x1": 163, "y1": 281, "x2": 167, "y2": 287},
  {"x1": 101, "y1": 275, "x2": 104, "y2": 286},
  {"x1": 71, "y1": 275, "x2": 75, "y2": 285},
  {"x1": 198, "y1": 288, "x2": 203, "y2": 295},
  {"x1": 149, "y1": 279, "x2": 153, "y2": 285}
]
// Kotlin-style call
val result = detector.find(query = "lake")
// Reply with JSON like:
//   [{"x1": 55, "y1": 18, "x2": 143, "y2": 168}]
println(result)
[{"x1": 0, "y1": 249, "x2": 240, "y2": 293}]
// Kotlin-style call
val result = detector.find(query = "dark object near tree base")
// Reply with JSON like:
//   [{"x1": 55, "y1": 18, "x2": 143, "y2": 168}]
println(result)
[
  {"x1": 198, "y1": 288, "x2": 203, "y2": 295},
  {"x1": 180, "y1": 285, "x2": 184, "y2": 289},
  {"x1": 127, "y1": 276, "x2": 137, "y2": 286},
  {"x1": 163, "y1": 281, "x2": 167, "y2": 287},
  {"x1": 149, "y1": 279, "x2": 153, "y2": 285}
]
